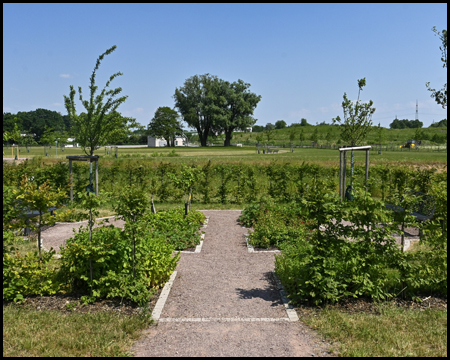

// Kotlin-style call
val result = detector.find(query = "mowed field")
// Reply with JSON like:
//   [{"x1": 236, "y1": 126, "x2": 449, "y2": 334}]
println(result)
[{"x1": 3, "y1": 145, "x2": 447, "y2": 168}]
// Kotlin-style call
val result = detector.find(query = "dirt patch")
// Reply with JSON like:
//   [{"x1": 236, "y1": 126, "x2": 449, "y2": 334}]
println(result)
[{"x1": 3, "y1": 287, "x2": 162, "y2": 316}]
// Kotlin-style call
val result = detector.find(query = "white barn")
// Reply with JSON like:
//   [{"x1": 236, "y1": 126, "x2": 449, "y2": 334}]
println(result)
[{"x1": 147, "y1": 136, "x2": 186, "y2": 147}]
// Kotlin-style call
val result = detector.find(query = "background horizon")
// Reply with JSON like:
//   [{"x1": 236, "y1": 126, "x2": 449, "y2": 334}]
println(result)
[{"x1": 3, "y1": 3, "x2": 447, "y2": 130}]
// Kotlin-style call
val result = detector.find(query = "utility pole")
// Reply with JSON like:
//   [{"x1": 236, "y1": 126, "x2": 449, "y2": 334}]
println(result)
[{"x1": 415, "y1": 100, "x2": 419, "y2": 121}]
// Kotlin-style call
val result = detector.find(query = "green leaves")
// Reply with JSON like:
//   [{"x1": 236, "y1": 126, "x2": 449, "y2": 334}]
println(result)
[
  {"x1": 332, "y1": 78, "x2": 376, "y2": 147},
  {"x1": 273, "y1": 177, "x2": 447, "y2": 306},
  {"x1": 64, "y1": 45, "x2": 129, "y2": 156},
  {"x1": 148, "y1": 107, "x2": 183, "y2": 147}
]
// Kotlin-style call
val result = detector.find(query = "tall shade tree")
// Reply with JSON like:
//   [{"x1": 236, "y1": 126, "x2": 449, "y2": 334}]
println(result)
[
  {"x1": 332, "y1": 78, "x2": 376, "y2": 147},
  {"x1": 64, "y1": 45, "x2": 128, "y2": 155},
  {"x1": 213, "y1": 79, "x2": 261, "y2": 146},
  {"x1": 148, "y1": 107, "x2": 184, "y2": 147},
  {"x1": 426, "y1": 27, "x2": 447, "y2": 109},
  {"x1": 174, "y1": 74, "x2": 222, "y2": 147}
]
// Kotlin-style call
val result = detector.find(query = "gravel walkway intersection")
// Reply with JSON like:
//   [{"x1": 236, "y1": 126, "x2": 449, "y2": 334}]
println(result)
[{"x1": 131, "y1": 210, "x2": 334, "y2": 357}]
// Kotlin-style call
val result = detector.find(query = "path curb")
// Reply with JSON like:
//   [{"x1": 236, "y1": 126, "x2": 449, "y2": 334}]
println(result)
[
  {"x1": 151, "y1": 271, "x2": 177, "y2": 322},
  {"x1": 272, "y1": 271, "x2": 299, "y2": 322}
]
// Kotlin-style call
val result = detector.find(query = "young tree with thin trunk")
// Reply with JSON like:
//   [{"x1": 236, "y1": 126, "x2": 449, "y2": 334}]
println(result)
[
  {"x1": 64, "y1": 45, "x2": 129, "y2": 156},
  {"x1": 332, "y1": 78, "x2": 376, "y2": 147}
]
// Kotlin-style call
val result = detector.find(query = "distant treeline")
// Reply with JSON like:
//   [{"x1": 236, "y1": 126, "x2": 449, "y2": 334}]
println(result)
[
  {"x1": 252, "y1": 118, "x2": 446, "y2": 132},
  {"x1": 3, "y1": 109, "x2": 147, "y2": 145}
]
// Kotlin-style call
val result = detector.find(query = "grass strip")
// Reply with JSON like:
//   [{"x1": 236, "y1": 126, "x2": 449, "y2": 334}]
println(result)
[
  {"x1": 3, "y1": 305, "x2": 151, "y2": 357},
  {"x1": 300, "y1": 303, "x2": 447, "y2": 357}
]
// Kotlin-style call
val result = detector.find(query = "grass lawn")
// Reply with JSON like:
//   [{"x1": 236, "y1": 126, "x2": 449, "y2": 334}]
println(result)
[
  {"x1": 4, "y1": 144, "x2": 447, "y2": 168},
  {"x1": 299, "y1": 303, "x2": 447, "y2": 357},
  {"x1": 2, "y1": 304, "x2": 150, "y2": 357}
]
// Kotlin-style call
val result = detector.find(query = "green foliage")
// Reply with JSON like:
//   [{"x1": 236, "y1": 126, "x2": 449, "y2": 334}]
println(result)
[
  {"x1": 310, "y1": 127, "x2": 319, "y2": 144},
  {"x1": 333, "y1": 78, "x2": 376, "y2": 146},
  {"x1": 428, "y1": 118, "x2": 447, "y2": 127},
  {"x1": 58, "y1": 224, "x2": 179, "y2": 306},
  {"x1": 389, "y1": 118, "x2": 423, "y2": 129},
  {"x1": 214, "y1": 164, "x2": 232, "y2": 204},
  {"x1": 174, "y1": 74, "x2": 261, "y2": 147},
  {"x1": 249, "y1": 210, "x2": 308, "y2": 248},
  {"x1": 13, "y1": 175, "x2": 69, "y2": 260},
  {"x1": 174, "y1": 73, "x2": 221, "y2": 147},
  {"x1": 3, "y1": 246, "x2": 61, "y2": 303},
  {"x1": 142, "y1": 208, "x2": 205, "y2": 250},
  {"x1": 275, "y1": 120, "x2": 287, "y2": 129},
  {"x1": 272, "y1": 176, "x2": 447, "y2": 305},
  {"x1": 3, "y1": 185, "x2": 21, "y2": 232},
  {"x1": 425, "y1": 27, "x2": 447, "y2": 109},
  {"x1": 64, "y1": 45, "x2": 129, "y2": 156},
  {"x1": 213, "y1": 79, "x2": 261, "y2": 146},
  {"x1": 148, "y1": 106, "x2": 183, "y2": 147}
]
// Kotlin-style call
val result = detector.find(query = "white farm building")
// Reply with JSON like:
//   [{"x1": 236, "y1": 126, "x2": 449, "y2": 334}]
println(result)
[{"x1": 147, "y1": 136, "x2": 186, "y2": 147}]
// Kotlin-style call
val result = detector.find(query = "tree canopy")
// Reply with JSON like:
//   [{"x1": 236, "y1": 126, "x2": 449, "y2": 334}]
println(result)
[
  {"x1": 275, "y1": 120, "x2": 287, "y2": 129},
  {"x1": 429, "y1": 119, "x2": 447, "y2": 128},
  {"x1": 173, "y1": 74, "x2": 221, "y2": 147},
  {"x1": 148, "y1": 107, "x2": 183, "y2": 147},
  {"x1": 426, "y1": 27, "x2": 447, "y2": 109},
  {"x1": 265, "y1": 123, "x2": 275, "y2": 131},
  {"x1": 174, "y1": 74, "x2": 261, "y2": 146},
  {"x1": 332, "y1": 78, "x2": 376, "y2": 147},
  {"x1": 389, "y1": 118, "x2": 423, "y2": 129},
  {"x1": 212, "y1": 79, "x2": 261, "y2": 146},
  {"x1": 252, "y1": 125, "x2": 264, "y2": 132},
  {"x1": 64, "y1": 45, "x2": 129, "y2": 155},
  {"x1": 3, "y1": 109, "x2": 67, "y2": 142}
]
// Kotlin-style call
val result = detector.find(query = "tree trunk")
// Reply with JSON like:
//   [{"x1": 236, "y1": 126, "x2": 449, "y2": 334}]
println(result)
[
  {"x1": 200, "y1": 131, "x2": 208, "y2": 147},
  {"x1": 224, "y1": 128, "x2": 233, "y2": 146}
]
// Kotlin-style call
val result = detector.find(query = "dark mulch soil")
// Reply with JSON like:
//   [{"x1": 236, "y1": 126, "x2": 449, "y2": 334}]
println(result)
[{"x1": 3, "y1": 287, "x2": 162, "y2": 316}]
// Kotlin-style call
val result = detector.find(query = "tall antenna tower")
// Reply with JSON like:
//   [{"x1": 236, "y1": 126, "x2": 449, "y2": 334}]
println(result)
[{"x1": 415, "y1": 100, "x2": 419, "y2": 121}]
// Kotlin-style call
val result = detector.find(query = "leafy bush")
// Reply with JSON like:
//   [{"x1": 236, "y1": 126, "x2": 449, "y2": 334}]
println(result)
[
  {"x1": 58, "y1": 224, "x2": 179, "y2": 306},
  {"x1": 3, "y1": 244, "x2": 61, "y2": 303},
  {"x1": 142, "y1": 208, "x2": 205, "y2": 250},
  {"x1": 249, "y1": 213, "x2": 308, "y2": 248}
]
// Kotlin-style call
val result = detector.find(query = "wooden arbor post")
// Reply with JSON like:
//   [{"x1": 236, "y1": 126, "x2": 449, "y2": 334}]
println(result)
[
  {"x1": 338, "y1": 146, "x2": 371, "y2": 201},
  {"x1": 66, "y1": 155, "x2": 99, "y2": 201}
]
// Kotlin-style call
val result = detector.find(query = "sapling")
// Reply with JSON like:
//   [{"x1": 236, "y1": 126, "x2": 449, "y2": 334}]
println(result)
[
  {"x1": 113, "y1": 187, "x2": 149, "y2": 278},
  {"x1": 13, "y1": 175, "x2": 69, "y2": 262}
]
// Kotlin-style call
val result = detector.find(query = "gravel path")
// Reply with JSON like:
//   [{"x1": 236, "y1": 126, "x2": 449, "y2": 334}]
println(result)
[
  {"x1": 131, "y1": 210, "x2": 334, "y2": 357},
  {"x1": 40, "y1": 217, "x2": 125, "y2": 254}
]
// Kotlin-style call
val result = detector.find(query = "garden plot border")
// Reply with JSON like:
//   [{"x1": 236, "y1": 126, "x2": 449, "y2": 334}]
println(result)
[
  {"x1": 244, "y1": 233, "x2": 281, "y2": 253},
  {"x1": 178, "y1": 216, "x2": 209, "y2": 254}
]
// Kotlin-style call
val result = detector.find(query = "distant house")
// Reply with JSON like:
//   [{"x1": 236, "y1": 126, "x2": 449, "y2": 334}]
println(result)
[
  {"x1": 147, "y1": 136, "x2": 186, "y2": 147},
  {"x1": 65, "y1": 137, "x2": 78, "y2": 148},
  {"x1": 233, "y1": 127, "x2": 252, "y2": 133}
]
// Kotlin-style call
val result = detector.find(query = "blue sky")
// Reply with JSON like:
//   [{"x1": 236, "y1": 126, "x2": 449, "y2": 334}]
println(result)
[{"x1": 3, "y1": 3, "x2": 447, "y2": 130}]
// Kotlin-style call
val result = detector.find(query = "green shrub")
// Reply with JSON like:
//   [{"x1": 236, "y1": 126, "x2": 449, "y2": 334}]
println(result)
[
  {"x1": 275, "y1": 182, "x2": 407, "y2": 305},
  {"x1": 3, "y1": 245, "x2": 61, "y2": 303},
  {"x1": 58, "y1": 224, "x2": 179, "y2": 306},
  {"x1": 249, "y1": 211, "x2": 308, "y2": 248},
  {"x1": 142, "y1": 208, "x2": 205, "y2": 250}
]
